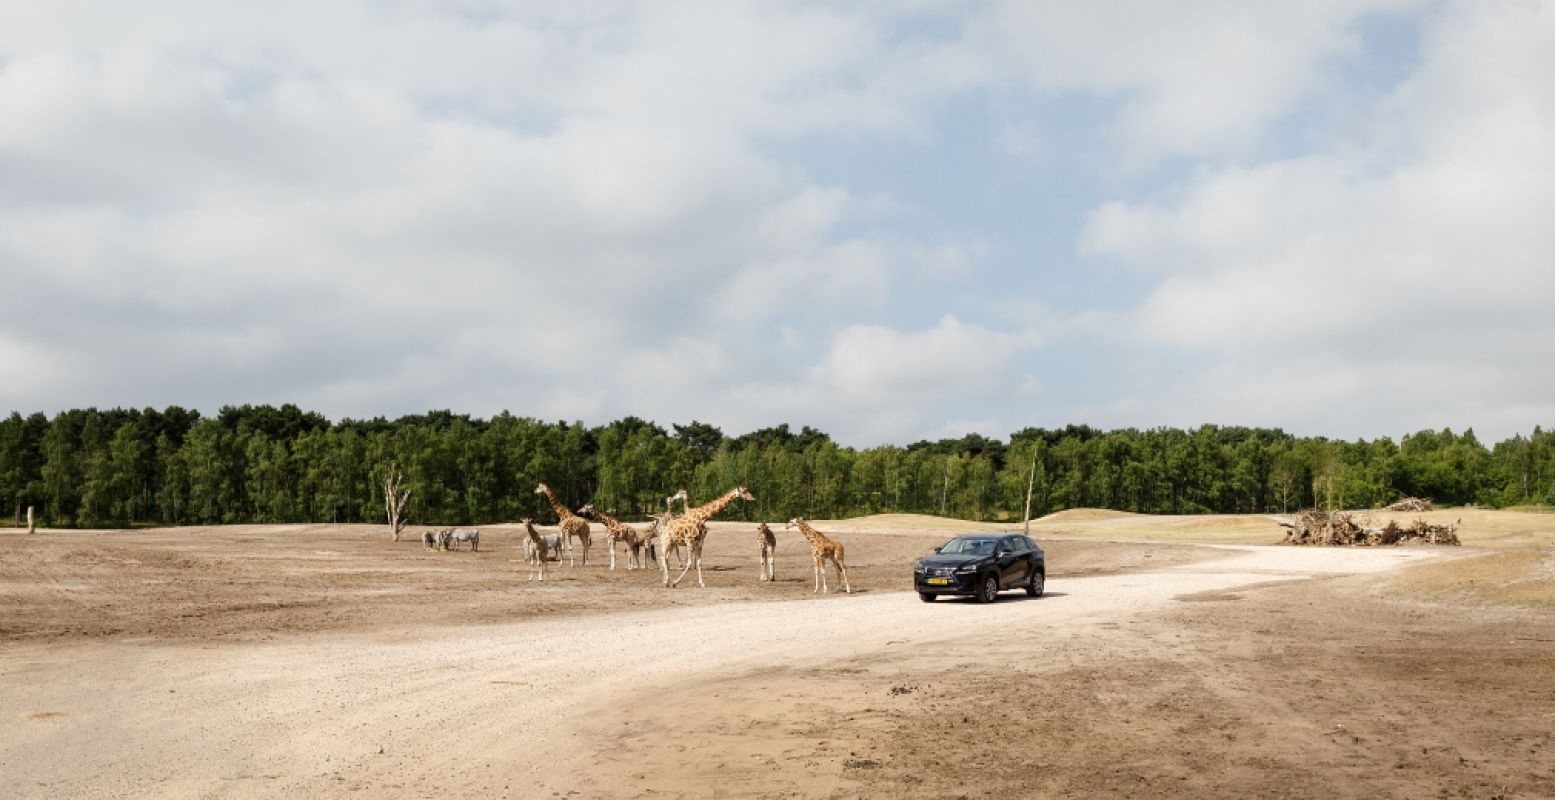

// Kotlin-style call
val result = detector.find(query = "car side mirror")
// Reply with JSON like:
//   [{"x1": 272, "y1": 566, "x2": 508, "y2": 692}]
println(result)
[
  {"x1": 933, "y1": 546, "x2": 942, "y2": 553},
  {"x1": 996, "y1": 548, "x2": 1010, "y2": 556}
]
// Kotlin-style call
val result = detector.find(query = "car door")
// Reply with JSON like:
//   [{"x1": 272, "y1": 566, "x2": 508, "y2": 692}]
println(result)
[
  {"x1": 997, "y1": 536, "x2": 1028, "y2": 588},
  {"x1": 1020, "y1": 535, "x2": 1043, "y2": 579}
]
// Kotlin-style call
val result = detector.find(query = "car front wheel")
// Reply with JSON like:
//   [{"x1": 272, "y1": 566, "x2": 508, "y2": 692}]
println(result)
[
  {"x1": 918, "y1": 592, "x2": 937, "y2": 603},
  {"x1": 976, "y1": 574, "x2": 999, "y2": 603},
  {"x1": 1026, "y1": 569, "x2": 1045, "y2": 598}
]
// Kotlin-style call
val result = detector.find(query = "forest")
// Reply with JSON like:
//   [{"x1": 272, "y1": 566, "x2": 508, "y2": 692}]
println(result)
[{"x1": 2, "y1": 404, "x2": 1553, "y2": 528}]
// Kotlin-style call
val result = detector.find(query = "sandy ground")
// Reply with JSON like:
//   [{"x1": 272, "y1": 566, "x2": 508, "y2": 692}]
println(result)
[{"x1": 3, "y1": 516, "x2": 1553, "y2": 799}]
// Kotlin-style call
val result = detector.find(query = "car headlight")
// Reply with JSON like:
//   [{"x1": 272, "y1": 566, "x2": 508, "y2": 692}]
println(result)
[{"x1": 953, "y1": 564, "x2": 979, "y2": 573}]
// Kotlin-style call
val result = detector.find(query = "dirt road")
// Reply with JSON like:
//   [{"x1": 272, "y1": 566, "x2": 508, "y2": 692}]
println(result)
[{"x1": 2, "y1": 544, "x2": 1452, "y2": 799}]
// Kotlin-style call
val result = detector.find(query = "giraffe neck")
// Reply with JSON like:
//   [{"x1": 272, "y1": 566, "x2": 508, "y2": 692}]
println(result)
[
  {"x1": 687, "y1": 488, "x2": 741, "y2": 523},
  {"x1": 525, "y1": 522, "x2": 541, "y2": 541},
  {"x1": 797, "y1": 520, "x2": 826, "y2": 545},
  {"x1": 541, "y1": 486, "x2": 573, "y2": 520},
  {"x1": 591, "y1": 508, "x2": 625, "y2": 531}
]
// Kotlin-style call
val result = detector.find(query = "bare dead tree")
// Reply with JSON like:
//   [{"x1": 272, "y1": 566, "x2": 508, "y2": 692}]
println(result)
[
  {"x1": 27, "y1": 505, "x2": 35, "y2": 534},
  {"x1": 382, "y1": 465, "x2": 412, "y2": 541}
]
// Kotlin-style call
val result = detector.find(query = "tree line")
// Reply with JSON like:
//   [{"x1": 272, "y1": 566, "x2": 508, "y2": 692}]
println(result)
[{"x1": 2, "y1": 404, "x2": 1553, "y2": 529}]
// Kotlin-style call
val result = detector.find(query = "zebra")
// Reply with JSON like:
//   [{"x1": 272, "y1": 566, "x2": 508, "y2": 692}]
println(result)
[{"x1": 448, "y1": 528, "x2": 480, "y2": 551}]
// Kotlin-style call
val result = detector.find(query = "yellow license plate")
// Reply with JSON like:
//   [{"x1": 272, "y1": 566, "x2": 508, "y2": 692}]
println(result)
[{"x1": 927, "y1": 577, "x2": 951, "y2": 585}]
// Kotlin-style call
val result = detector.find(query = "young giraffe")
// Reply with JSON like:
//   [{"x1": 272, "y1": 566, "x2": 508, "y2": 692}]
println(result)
[
  {"x1": 535, "y1": 483, "x2": 590, "y2": 567},
  {"x1": 577, "y1": 503, "x2": 639, "y2": 571},
  {"x1": 787, "y1": 517, "x2": 852, "y2": 594},
  {"x1": 756, "y1": 522, "x2": 777, "y2": 582},
  {"x1": 520, "y1": 517, "x2": 550, "y2": 581},
  {"x1": 621, "y1": 523, "x2": 657, "y2": 569},
  {"x1": 658, "y1": 486, "x2": 755, "y2": 588}
]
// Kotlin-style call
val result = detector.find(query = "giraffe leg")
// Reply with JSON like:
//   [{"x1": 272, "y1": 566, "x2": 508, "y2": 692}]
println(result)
[
  {"x1": 659, "y1": 534, "x2": 673, "y2": 587},
  {"x1": 695, "y1": 541, "x2": 705, "y2": 588},
  {"x1": 836, "y1": 557, "x2": 852, "y2": 594},
  {"x1": 672, "y1": 541, "x2": 697, "y2": 587},
  {"x1": 672, "y1": 554, "x2": 694, "y2": 587},
  {"x1": 608, "y1": 536, "x2": 616, "y2": 571},
  {"x1": 813, "y1": 558, "x2": 822, "y2": 593}
]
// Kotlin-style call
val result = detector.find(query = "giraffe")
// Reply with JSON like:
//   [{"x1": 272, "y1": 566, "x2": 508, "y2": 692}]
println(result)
[
  {"x1": 653, "y1": 486, "x2": 690, "y2": 567},
  {"x1": 658, "y1": 486, "x2": 755, "y2": 588},
  {"x1": 520, "y1": 517, "x2": 550, "y2": 581},
  {"x1": 756, "y1": 522, "x2": 777, "y2": 582},
  {"x1": 787, "y1": 517, "x2": 852, "y2": 594},
  {"x1": 535, "y1": 483, "x2": 590, "y2": 566},
  {"x1": 577, "y1": 503, "x2": 639, "y2": 571},
  {"x1": 647, "y1": 510, "x2": 684, "y2": 567}
]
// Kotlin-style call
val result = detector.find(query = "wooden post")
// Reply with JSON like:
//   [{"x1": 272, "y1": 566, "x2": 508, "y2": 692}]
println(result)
[
  {"x1": 940, "y1": 457, "x2": 950, "y2": 518},
  {"x1": 1023, "y1": 454, "x2": 1037, "y2": 537},
  {"x1": 27, "y1": 505, "x2": 35, "y2": 534}
]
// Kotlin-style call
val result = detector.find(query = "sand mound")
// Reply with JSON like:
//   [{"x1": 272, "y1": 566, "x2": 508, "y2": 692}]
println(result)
[
  {"x1": 1037, "y1": 508, "x2": 1139, "y2": 522},
  {"x1": 808, "y1": 514, "x2": 1006, "y2": 533}
]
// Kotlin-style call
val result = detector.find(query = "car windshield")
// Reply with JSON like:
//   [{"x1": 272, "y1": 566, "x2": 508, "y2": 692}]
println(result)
[{"x1": 940, "y1": 537, "x2": 999, "y2": 555}]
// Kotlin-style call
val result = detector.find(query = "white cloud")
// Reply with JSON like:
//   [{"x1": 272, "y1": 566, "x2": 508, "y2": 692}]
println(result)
[
  {"x1": 1076, "y1": 0, "x2": 1555, "y2": 438},
  {"x1": 793, "y1": 316, "x2": 1040, "y2": 441},
  {"x1": 0, "y1": 2, "x2": 994, "y2": 430},
  {"x1": 971, "y1": 0, "x2": 1424, "y2": 166}
]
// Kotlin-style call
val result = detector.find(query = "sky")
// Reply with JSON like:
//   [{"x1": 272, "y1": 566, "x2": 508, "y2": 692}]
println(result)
[{"x1": 1, "y1": 1, "x2": 1552, "y2": 446}]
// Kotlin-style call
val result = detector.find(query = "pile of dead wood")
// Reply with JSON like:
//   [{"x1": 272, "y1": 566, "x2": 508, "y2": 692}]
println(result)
[
  {"x1": 1384, "y1": 497, "x2": 1435, "y2": 512},
  {"x1": 1275, "y1": 510, "x2": 1460, "y2": 547}
]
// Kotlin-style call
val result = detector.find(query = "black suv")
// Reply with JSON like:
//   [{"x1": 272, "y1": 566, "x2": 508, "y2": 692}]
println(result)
[{"x1": 913, "y1": 533, "x2": 1045, "y2": 603}]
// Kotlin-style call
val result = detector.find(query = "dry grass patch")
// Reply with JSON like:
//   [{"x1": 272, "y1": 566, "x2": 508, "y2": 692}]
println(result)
[
  {"x1": 1029, "y1": 507, "x2": 1555, "y2": 548},
  {"x1": 1392, "y1": 549, "x2": 1555, "y2": 608},
  {"x1": 1031, "y1": 512, "x2": 1286, "y2": 543}
]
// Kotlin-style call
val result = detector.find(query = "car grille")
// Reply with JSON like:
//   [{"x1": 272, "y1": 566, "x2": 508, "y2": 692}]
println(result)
[{"x1": 930, "y1": 567, "x2": 955, "y2": 577}]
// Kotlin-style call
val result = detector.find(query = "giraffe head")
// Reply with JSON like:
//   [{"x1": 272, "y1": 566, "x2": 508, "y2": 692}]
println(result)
[
  {"x1": 578, "y1": 503, "x2": 596, "y2": 516},
  {"x1": 667, "y1": 488, "x2": 688, "y2": 505},
  {"x1": 786, "y1": 516, "x2": 805, "y2": 530},
  {"x1": 533, "y1": 483, "x2": 549, "y2": 495},
  {"x1": 520, "y1": 516, "x2": 533, "y2": 526},
  {"x1": 734, "y1": 485, "x2": 755, "y2": 502}
]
